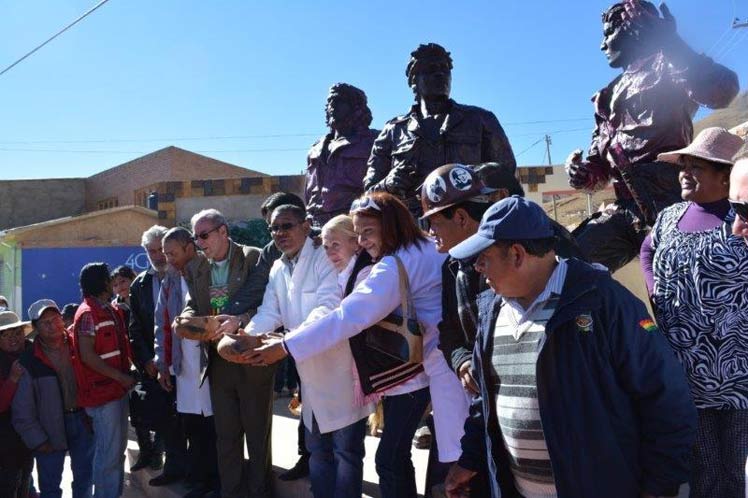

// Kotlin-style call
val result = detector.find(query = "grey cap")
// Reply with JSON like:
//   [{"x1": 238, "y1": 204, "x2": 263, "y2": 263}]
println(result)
[{"x1": 28, "y1": 299, "x2": 60, "y2": 321}]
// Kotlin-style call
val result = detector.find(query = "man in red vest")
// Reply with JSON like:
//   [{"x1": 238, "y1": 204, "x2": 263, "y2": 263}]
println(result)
[{"x1": 71, "y1": 262, "x2": 134, "y2": 498}]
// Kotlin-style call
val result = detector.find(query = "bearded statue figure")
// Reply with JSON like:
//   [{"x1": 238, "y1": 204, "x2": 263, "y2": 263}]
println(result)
[{"x1": 305, "y1": 83, "x2": 379, "y2": 227}]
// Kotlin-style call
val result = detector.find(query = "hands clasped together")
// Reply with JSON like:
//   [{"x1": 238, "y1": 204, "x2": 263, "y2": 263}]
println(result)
[{"x1": 172, "y1": 315, "x2": 288, "y2": 367}]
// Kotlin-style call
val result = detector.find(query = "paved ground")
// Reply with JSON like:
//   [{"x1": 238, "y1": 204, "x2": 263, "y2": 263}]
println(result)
[
  {"x1": 32, "y1": 395, "x2": 431, "y2": 498},
  {"x1": 30, "y1": 395, "x2": 690, "y2": 498}
]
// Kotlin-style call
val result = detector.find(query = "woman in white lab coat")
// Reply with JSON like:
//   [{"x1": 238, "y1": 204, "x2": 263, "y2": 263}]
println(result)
[{"x1": 248, "y1": 193, "x2": 469, "y2": 498}]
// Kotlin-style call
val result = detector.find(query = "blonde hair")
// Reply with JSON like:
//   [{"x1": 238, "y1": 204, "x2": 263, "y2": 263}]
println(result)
[{"x1": 321, "y1": 215, "x2": 357, "y2": 241}]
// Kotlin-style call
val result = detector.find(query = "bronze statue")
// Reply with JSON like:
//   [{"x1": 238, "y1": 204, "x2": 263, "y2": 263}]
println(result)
[
  {"x1": 364, "y1": 43, "x2": 516, "y2": 217},
  {"x1": 305, "y1": 83, "x2": 379, "y2": 227},
  {"x1": 566, "y1": 0, "x2": 739, "y2": 272}
]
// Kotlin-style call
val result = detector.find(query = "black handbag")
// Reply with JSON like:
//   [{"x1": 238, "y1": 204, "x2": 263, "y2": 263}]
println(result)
[{"x1": 349, "y1": 254, "x2": 425, "y2": 395}]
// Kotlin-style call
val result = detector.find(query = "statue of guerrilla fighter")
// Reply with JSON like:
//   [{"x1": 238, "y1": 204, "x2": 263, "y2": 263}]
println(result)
[
  {"x1": 566, "y1": 0, "x2": 739, "y2": 272},
  {"x1": 364, "y1": 43, "x2": 516, "y2": 218},
  {"x1": 305, "y1": 83, "x2": 379, "y2": 227}
]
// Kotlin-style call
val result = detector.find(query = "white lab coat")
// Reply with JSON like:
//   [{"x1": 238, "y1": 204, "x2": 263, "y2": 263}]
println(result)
[
  {"x1": 246, "y1": 238, "x2": 373, "y2": 433},
  {"x1": 285, "y1": 240, "x2": 469, "y2": 462}
]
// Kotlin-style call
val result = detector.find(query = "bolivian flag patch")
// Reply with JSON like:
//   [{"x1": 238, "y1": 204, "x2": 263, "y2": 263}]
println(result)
[{"x1": 639, "y1": 319, "x2": 657, "y2": 332}]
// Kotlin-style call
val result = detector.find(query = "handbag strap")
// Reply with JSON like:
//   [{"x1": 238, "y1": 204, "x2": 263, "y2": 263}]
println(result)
[{"x1": 393, "y1": 255, "x2": 417, "y2": 322}]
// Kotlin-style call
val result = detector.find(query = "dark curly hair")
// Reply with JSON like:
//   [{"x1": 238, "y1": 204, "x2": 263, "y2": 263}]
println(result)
[
  {"x1": 603, "y1": 1, "x2": 658, "y2": 31},
  {"x1": 406, "y1": 43, "x2": 453, "y2": 87},
  {"x1": 325, "y1": 83, "x2": 373, "y2": 132}
]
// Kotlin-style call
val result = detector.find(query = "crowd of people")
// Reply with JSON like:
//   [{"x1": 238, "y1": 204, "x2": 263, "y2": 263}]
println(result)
[{"x1": 1, "y1": 1, "x2": 748, "y2": 498}]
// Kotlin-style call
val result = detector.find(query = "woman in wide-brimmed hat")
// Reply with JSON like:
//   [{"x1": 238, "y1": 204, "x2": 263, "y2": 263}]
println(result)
[
  {"x1": 640, "y1": 127, "x2": 748, "y2": 498},
  {"x1": 0, "y1": 311, "x2": 33, "y2": 498}
]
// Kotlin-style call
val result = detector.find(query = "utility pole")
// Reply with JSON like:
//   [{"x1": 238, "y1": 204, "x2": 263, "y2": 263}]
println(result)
[{"x1": 544, "y1": 134, "x2": 560, "y2": 220}]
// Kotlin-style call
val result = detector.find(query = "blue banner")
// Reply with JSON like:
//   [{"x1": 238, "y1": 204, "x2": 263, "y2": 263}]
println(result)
[{"x1": 21, "y1": 246, "x2": 148, "y2": 319}]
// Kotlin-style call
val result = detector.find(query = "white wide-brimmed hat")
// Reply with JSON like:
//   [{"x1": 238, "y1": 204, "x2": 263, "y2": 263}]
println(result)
[
  {"x1": 0, "y1": 311, "x2": 32, "y2": 335},
  {"x1": 658, "y1": 127, "x2": 745, "y2": 166}
]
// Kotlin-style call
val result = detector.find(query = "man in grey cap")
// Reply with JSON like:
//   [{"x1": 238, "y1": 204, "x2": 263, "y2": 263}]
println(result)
[
  {"x1": 13, "y1": 299, "x2": 94, "y2": 498},
  {"x1": 444, "y1": 196, "x2": 697, "y2": 498}
]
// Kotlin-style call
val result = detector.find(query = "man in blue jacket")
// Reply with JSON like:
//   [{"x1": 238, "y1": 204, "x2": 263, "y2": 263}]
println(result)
[{"x1": 444, "y1": 196, "x2": 696, "y2": 498}]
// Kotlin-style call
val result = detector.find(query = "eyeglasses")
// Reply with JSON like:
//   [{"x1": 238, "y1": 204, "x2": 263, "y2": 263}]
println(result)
[
  {"x1": 350, "y1": 197, "x2": 381, "y2": 214},
  {"x1": 193, "y1": 226, "x2": 221, "y2": 241},
  {"x1": 269, "y1": 222, "x2": 301, "y2": 234},
  {"x1": 729, "y1": 199, "x2": 748, "y2": 223}
]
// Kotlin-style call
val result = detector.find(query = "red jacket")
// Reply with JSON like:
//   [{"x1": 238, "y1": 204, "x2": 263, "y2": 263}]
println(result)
[{"x1": 71, "y1": 297, "x2": 131, "y2": 407}]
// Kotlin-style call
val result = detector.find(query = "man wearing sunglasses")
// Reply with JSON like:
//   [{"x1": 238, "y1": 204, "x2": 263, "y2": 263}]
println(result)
[
  {"x1": 218, "y1": 203, "x2": 346, "y2": 498},
  {"x1": 730, "y1": 142, "x2": 748, "y2": 241},
  {"x1": 178, "y1": 209, "x2": 275, "y2": 498}
]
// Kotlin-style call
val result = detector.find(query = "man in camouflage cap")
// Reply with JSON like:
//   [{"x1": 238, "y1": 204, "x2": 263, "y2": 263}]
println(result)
[{"x1": 364, "y1": 43, "x2": 516, "y2": 218}]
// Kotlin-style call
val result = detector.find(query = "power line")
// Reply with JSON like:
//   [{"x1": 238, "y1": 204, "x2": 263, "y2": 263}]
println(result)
[
  {"x1": 0, "y1": 0, "x2": 113, "y2": 78},
  {"x1": 0, "y1": 132, "x2": 320, "y2": 145},
  {"x1": 502, "y1": 117, "x2": 589, "y2": 126},
  {"x1": 515, "y1": 137, "x2": 545, "y2": 157},
  {"x1": 0, "y1": 146, "x2": 309, "y2": 154},
  {"x1": 0, "y1": 124, "x2": 593, "y2": 145},
  {"x1": 510, "y1": 126, "x2": 590, "y2": 139},
  {"x1": 713, "y1": 27, "x2": 743, "y2": 60},
  {"x1": 718, "y1": 25, "x2": 748, "y2": 60}
]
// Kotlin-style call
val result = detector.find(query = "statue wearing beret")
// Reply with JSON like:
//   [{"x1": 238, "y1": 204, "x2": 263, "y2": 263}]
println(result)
[
  {"x1": 566, "y1": 1, "x2": 739, "y2": 272},
  {"x1": 364, "y1": 43, "x2": 516, "y2": 218}
]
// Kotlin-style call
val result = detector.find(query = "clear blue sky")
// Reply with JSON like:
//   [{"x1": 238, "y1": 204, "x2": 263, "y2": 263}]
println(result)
[{"x1": 0, "y1": 0, "x2": 746, "y2": 180}]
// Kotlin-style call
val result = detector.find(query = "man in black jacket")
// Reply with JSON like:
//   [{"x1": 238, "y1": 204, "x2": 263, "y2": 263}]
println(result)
[{"x1": 129, "y1": 225, "x2": 187, "y2": 485}]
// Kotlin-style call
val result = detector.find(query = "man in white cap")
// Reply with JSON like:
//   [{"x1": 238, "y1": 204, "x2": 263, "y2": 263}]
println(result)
[{"x1": 13, "y1": 299, "x2": 94, "y2": 498}]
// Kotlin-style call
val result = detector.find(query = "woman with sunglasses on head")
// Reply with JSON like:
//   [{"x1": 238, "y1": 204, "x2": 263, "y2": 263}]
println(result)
[
  {"x1": 248, "y1": 192, "x2": 469, "y2": 498},
  {"x1": 640, "y1": 127, "x2": 748, "y2": 498}
]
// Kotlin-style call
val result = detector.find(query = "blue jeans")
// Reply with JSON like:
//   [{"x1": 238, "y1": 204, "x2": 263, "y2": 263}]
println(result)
[
  {"x1": 305, "y1": 416, "x2": 367, "y2": 498},
  {"x1": 375, "y1": 387, "x2": 431, "y2": 498},
  {"x1": 35, "y1": 411, "x2": 94, "y2": 498},
  {"x1": 85, "y1": 395, "x2": 128, "y2": 498}
]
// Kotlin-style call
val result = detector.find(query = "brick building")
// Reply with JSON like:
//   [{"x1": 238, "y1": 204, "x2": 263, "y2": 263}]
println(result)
[
  {"x1": 0, "y1": 146, "x2": 305, "y2": 314},
  {"x1": 0, "y1": 145, "x2": 305, "y2": 230}
]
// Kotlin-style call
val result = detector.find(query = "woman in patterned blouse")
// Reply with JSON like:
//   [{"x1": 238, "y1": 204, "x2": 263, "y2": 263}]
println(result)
[{"x1": 640, "y1": 127, "x2": 747, "y2": 498}]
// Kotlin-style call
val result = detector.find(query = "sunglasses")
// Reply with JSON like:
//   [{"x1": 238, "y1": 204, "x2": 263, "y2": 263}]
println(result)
[
  {"x1": 269, "y1": 222, "x2": 301, "y2": 234},
  {"x1": 350, "y1": 197, "x2": 381, "y2": 214},
  {"x1": 193, "y1": 226, "x2": 221, "y2": 241},
  {"x1": 729, "y1": 199, "x2": 748, "y2": 223}
]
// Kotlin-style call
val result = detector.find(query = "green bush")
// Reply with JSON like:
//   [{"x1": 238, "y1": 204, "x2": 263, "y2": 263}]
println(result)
[{"x1": 229, "y1": 219, "x2": 271, "y2": 248}]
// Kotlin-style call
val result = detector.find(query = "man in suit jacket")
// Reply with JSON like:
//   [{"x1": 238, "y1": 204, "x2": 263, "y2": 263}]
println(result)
[
  {"x1": 129, "y1": 225, "x2": 187, "y2": 485},
  {"x1": 180, "y1": 209, "x2": 273, "y2": 498}
]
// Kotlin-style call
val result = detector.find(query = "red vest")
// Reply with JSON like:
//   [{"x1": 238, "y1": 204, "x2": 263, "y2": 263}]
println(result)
[{"x1": 71, "y1": 297, "x2": 131, "y2": 407}]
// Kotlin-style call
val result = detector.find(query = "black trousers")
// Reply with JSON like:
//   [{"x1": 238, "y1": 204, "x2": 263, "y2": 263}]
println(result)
[
  {"x1": 0, "y1": 457, "x2": 32, "y2": 498},
  {"x1": 130, "y1": 375, "x2": 187, "y2": 475},
  {"x1": 182, "y1": 413, "x2": 219, "y2": 490}
]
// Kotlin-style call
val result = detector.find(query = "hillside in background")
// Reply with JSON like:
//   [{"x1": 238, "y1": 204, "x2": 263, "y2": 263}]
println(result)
[
  {"x1": 545, "y1": 90, "x2": 748, "y2": 229},
  {"x1": 694, "y1": 91, "x2": 748, "y2": 134}
]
